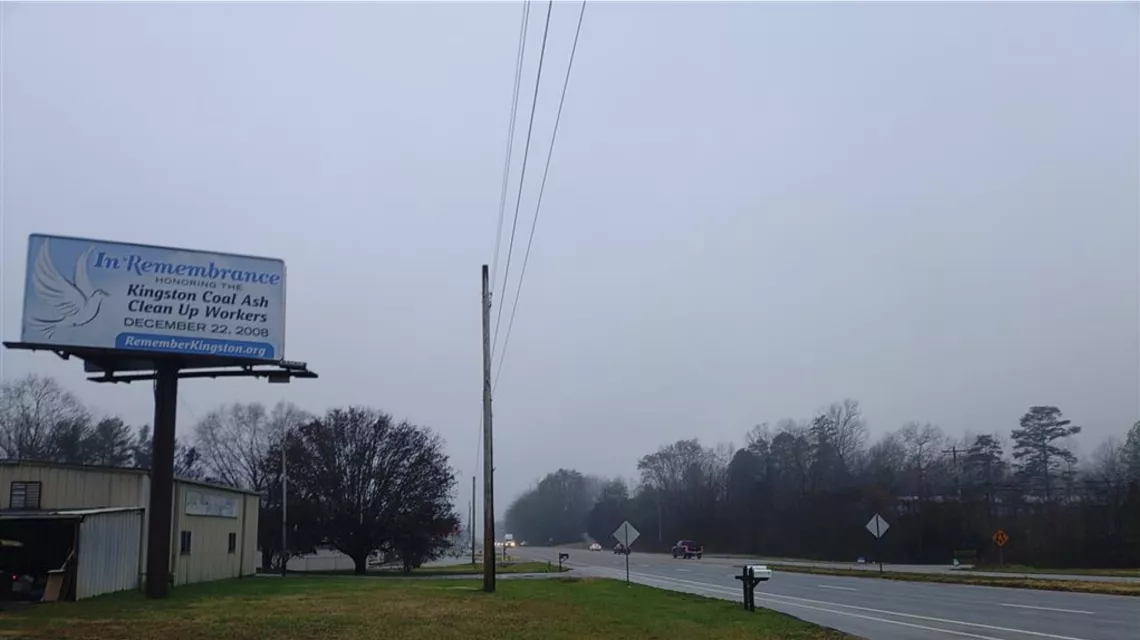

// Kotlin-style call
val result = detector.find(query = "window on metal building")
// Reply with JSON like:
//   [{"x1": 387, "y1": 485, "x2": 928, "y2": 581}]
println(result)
[
  {"x1": 180, "y1": 531, "x2": 192, "y2": 556},
  {"x1": 228, "y1": 533, "x2": 237, "y2": 554},
  {"x1": 9, "y1": 481, "x2": 42, "y2": 509}
]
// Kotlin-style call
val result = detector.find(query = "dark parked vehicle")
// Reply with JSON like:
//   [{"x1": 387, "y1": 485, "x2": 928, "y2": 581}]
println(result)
[
  {"x1": 671, "y1": 540, "x2": 703, "y2": 559},
  {"x1": 613, "y1": 543, "x2": 631, "y2": 555}
]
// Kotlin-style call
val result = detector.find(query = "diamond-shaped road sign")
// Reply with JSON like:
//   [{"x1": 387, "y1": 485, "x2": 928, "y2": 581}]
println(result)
[
  {"x1": 612, "y1": 521, "x2": 640, "y2": 547},
  {"x1": 992, "y1": 529, "x2": 1009, "y2": 547},
  {"x1": 865, "y1": 513, "x2": 890, "y2": 539}
]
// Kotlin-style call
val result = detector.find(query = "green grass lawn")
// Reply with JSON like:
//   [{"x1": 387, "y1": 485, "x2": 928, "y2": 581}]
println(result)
[
  {"x1": 0, "y1": 576, "x2": 852, "y2": 640},
  {"x1": 766, "y1": 564, "x2": 1140, "y2": 596}
]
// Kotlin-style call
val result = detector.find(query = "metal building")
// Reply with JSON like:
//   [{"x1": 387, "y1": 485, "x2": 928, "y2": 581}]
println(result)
[{"x1": 0, "y1": 460, "x2": 259, "y2": 600}]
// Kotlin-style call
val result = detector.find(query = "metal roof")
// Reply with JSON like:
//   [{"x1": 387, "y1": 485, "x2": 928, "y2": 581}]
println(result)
[
  {"x1": 0, "y1": 459, "x2": 261, "y2": 496},
  {"x1": 0, "y1": 507, "x2": 144, "y2": 521}
]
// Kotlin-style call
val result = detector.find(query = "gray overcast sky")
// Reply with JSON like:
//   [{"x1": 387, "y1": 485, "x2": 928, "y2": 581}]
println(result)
[{"x1": 1, "y1": 1, "x2": 1137, "y2": 514}]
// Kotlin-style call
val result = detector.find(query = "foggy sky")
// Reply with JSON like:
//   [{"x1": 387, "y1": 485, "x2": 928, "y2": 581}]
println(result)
[{"x1": 1, "y1": 1, "x2": 1137, "y2": 516}]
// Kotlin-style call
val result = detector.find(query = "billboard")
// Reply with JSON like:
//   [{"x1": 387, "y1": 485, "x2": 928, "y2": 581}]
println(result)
[{"x1": 20, "y1": 234, "x2": 285, "y2": 362}]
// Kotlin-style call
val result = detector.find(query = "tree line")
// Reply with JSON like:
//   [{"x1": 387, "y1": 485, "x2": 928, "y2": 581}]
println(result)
[
  {"x1": 506, "y1": 399, "x2": 1140, "y2": 568},
  {"x1": 0, "y1": 374, "x2": 461, "y2": 574}
]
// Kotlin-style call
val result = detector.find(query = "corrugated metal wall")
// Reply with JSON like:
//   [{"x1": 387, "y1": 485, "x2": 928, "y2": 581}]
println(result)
[
  {"x1": 172, "y1": 482, "x2": 258, "y2": 586},
  {"x1": 0, "y1": 465, "x2": 146, "y2": 510},
  {"x1": 0, "y1": 464, "x2": 260, "y2": 592},
  {"x1": 77, "y1": 509, "x2": 144, "y2": 599}
]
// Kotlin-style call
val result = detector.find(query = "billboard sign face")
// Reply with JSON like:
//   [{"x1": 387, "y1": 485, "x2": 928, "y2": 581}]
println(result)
[
  {"x1": 184, "y1": 489, "x2": 240, "y2": 518},
  {"x1": 20, "y1": 234, "x2": 285, "y2": 362}
]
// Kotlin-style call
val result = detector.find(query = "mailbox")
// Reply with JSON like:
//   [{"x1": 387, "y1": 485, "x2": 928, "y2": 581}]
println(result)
[
  {"x1": 558, "y1": 552, "x2": 570, "y2": 571},
  {"x1": 746, "y1": 565, "x2": 772, "y2": 581},
  {"x1": 735, "y1": 565, "x2": 773, "y2": 611}
]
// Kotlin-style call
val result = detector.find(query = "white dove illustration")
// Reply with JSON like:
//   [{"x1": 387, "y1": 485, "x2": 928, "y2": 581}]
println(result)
[{"x1": 28, "y1": 239, "x2": 110, "y2": 339}]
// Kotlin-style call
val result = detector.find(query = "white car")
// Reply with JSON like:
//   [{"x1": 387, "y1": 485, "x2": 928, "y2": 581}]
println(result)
[{"x1": 589, "y1": 543, "x2": 602, "y2": 551}]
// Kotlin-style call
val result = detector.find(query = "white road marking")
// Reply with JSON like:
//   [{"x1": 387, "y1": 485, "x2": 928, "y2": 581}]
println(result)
[
  {"x1": 582, "y1": 565, "x2": 1094, "y2": 640},
  {"x1": 818, "y1": 584, "x2": 856, "y2": 591},
  {"x1": 676, "y1": 568, "x2": 691, "y2": 572},
  {"x1": 756, "y1": 592, "x2": 1093, "y2": 640},
  {"x1": 757, "y1": 596, "x2": 1028, "y2": 640},
  {"x1": 583, "y1": 568, "x2": 1011, "y2": 640},
  {"x1": 1000, "y1": 603, "x2": 1094, "y2": 615}
]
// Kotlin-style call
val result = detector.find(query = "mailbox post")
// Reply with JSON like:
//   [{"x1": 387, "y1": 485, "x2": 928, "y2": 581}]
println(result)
[
  {"x1": 558, "y1": 552, "x2": 569, "y2": 571},
  {"x1": 734, "y1": 565, "x2": 772, "y2": 611}
]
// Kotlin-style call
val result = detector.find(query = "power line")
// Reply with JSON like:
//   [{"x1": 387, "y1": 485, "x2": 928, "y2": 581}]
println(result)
[
  {"x1": 178, "y1": 396, "x2": 200, "y2": 424},
  {"x1": 492, "y1": 0, "x2": 555, "y2": 354},
  {"x1": 490, "y1": 1, "x2": 532, "y2": 295},
  {"x1": 494, "y1": 1, "x2": 587, "y2": 390},
  {"x1": 480, "y1": 1, "x2": 534, "y2": 475}
]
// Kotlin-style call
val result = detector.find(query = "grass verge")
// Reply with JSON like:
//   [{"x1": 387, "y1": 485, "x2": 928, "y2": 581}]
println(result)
[
  {"x1": 766, "y1": 564, "x2": 1140, "y2": 596},
  {"x1": 295, "y1": 561, "x2": 567, "y2": 577},
  {"x1": 963, "y1": 565, "x2": 1140, "y2": 579},
  {"x1": 0, "y1": 576, "x2": 853, "y2": 640}
]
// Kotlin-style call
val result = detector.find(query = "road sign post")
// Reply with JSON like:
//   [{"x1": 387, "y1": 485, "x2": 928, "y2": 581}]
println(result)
[
  {"x1": 865, "y1": 513, "x2": 890, "y2": 573},
  {"x1": 612, "y1": 521, "x2": 640, "y2": 585},
  {"x1": 992, "y1": 529, "x2": 1009, "y2": 566}
]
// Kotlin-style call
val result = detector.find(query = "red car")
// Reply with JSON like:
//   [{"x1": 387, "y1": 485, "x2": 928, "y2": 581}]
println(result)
[{"x1": 671, "y1": 540, "x2": 703, "y2": 559}]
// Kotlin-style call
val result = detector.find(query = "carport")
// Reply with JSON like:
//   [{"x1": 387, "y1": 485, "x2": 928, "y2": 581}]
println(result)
[{"x1": 0, "y1": 507, "x2": 144, "y2": 601}]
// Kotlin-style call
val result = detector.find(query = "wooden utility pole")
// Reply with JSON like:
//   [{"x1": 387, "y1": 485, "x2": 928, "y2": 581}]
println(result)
[
  {"x1": 481, "y1": 265, "x2": 496, "y2": 592},
  {"x1": 470, "y1": 475, "x2": 476, "y2": 566}
]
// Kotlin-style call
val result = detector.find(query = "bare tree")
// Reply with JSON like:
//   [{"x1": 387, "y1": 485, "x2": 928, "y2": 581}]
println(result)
[
  {"x1": 1121, "y1": 421, "x2": 1140, "y2": 483},
  {"x1": 1088, "y1": 437, "x2": 1127, "y2": 487},
  {"x1": 821, "y1": 399, "x2": 869, "y2": 473},
  {"x1": 637, "y1": 439, "x2": 720, "y2": 495},
  {"x1": 865, "y1": 431, "x2": 907, "y2": 489},
  {"x1": 770, "y1": 419, "x2": 813, "y2": 493},
  {"x1": 194, "y1": 400, "x2": 309, "y2": 491},
  {"x1": 744, "y1": 423, "x2": 772, "y2": 455},
  {"x1": 898, "y1": 421, "x2": 945, "y2": 496},
  {"x1": 0, "y1": 375, "x2": 89, "y2": 460}
]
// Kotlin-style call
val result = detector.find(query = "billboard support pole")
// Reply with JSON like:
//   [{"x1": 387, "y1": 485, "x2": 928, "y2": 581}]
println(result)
[
  {"x1": 481, "y1": 265, "x2": 495, "y2": 593},
  {"x1": 6, "y1": 233, "x2": 319, "y2": 601},
  {"x1": 2, "y1": 344, "x2": 318, "y2": 600},
  {"x1": 145, "y1": 361, "x2": 179, "y2": 599},
  {"x1": 281, "y1": 433, "x2": 288, "y2": 577}
]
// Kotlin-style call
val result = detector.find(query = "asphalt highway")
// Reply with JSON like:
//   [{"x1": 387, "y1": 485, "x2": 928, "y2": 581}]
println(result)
[{"x1": 514, "y1": 547, "x2": 1139, "y2": 640}]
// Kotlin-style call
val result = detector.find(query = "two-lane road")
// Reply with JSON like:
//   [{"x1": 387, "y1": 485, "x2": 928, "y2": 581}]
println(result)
[{"x1": 514, "y1": 547, "x2": 1138, "y2": 640}]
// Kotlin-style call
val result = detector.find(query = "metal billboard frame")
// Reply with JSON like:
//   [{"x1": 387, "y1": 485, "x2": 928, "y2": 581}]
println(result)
[{"x1": 5, "y1": 302, "x2": 314, "y2": 601}]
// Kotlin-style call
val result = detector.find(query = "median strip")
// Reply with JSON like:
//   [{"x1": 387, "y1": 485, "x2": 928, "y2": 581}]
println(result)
[{"x1": 764, "y1": 564, "x2": 1140, "y2": 597}]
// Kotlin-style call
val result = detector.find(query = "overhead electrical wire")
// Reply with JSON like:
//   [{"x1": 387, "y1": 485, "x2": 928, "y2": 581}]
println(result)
[
  {"x1": 490, "y1": 1, "x2": 533, "y2": 297},
  {"x1": 491, "y1": 0, "x2": 555, "y2": 355},
  {"x1": 479, "y1": 0, "x2": 535, "y2": 474},
  {"x1": 494, "y1": 0, "x2": 588, "y2": 390}
]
